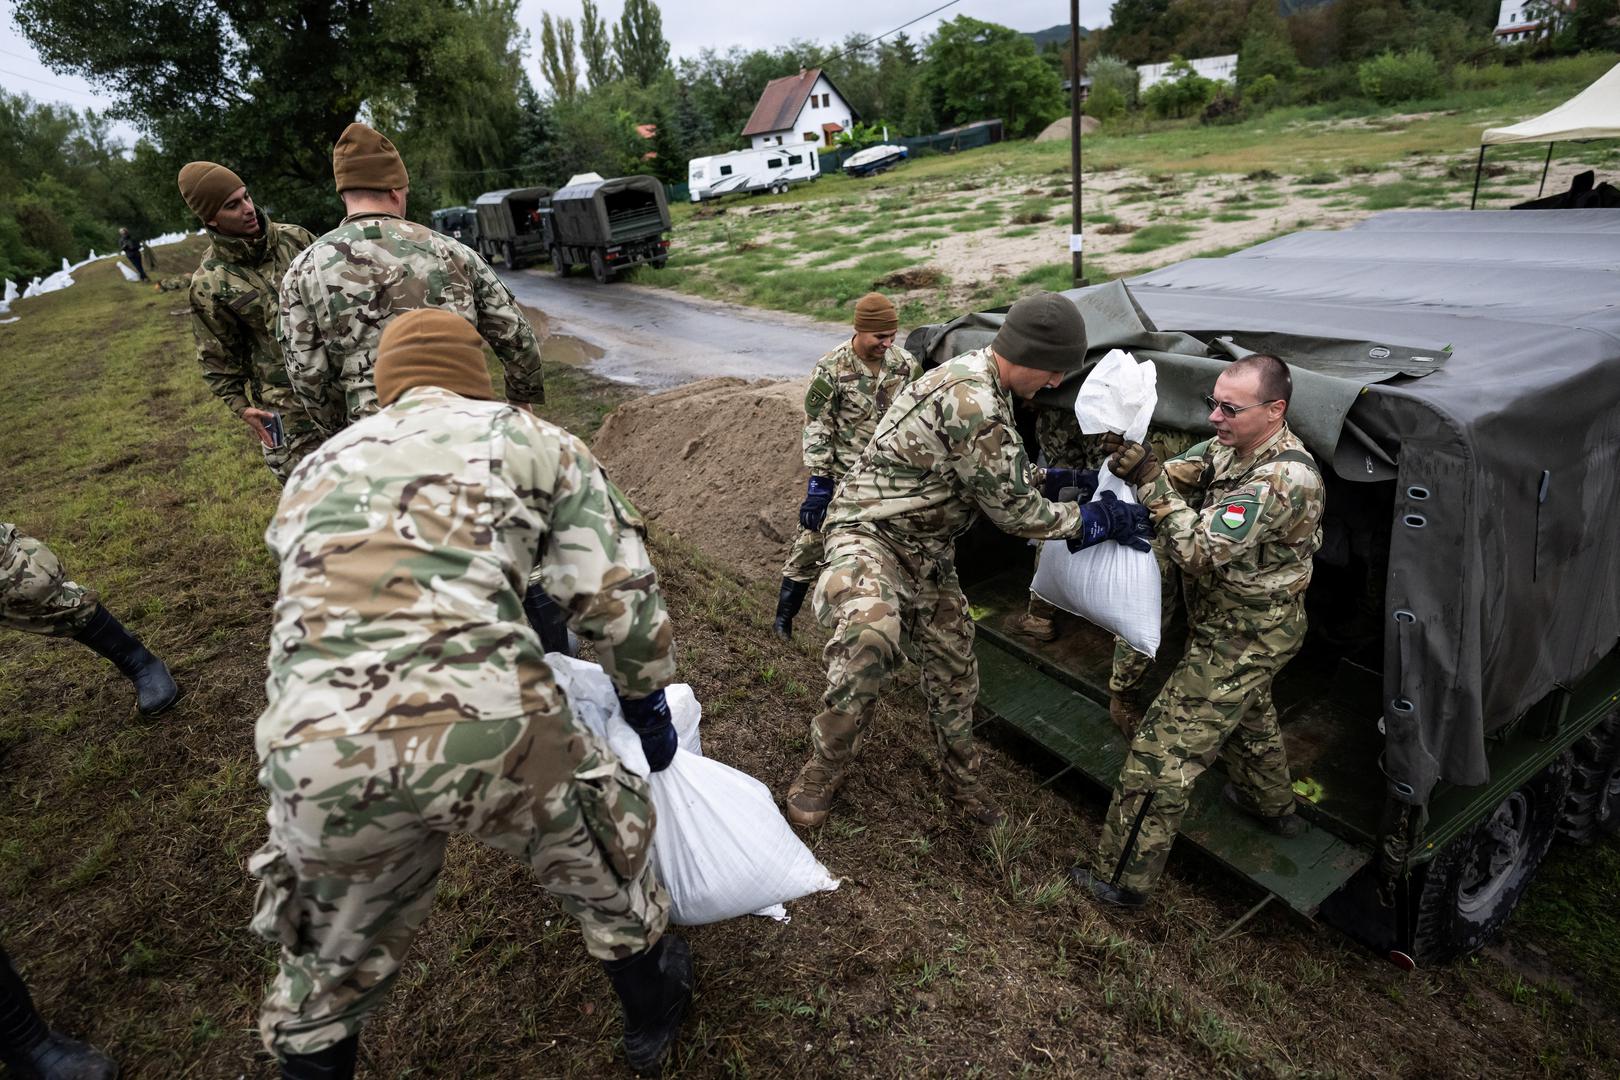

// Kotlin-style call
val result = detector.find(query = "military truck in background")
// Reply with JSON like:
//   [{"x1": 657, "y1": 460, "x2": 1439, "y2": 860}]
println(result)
[
  {"x1": 430, "y1": 206, "x2": 481, "y2": 251},
  {"x1": 543, "y1": 173, "x2": 671, "y2": 284},
  {"x1": 473, "y1": 186, "x2": 552, "y2": 269},
  {"x1": 908, "y1": 209, "x2": 1620, "y2": 966}
]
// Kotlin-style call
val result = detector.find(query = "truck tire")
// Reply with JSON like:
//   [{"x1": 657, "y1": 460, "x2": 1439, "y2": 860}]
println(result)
[
  {"x1": 1559, "y1": 707, "x2": 1620, "y2": 843},
  {"x1": 652, "y1": 256, "x2": 668, "y2": 270},
  {"x1": 551, "y1": 246, "x2": 568, "y2": 277},
  {"x1": 1409, "y1": 752, "x2": 1572, "y2": 965},
  {"x1": 590, "y1": 249, "x2": 610, "y2": 284},
  {"x1": 502, "y1": 241, "x2": 515, "y2": 269}
]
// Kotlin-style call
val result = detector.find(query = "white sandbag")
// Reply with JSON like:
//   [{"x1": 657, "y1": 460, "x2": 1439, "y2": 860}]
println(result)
[
  {"x1": 666, "y1": 683, "x2": 702, "y2": 758},
  {"x1": 546, "y1": 653, "x2": 650, "y2": 773},
  {"x1": 1031, "y1": 351, "x2": 1163, "y2": 657},
  {"x1": 648, "y1": 750, "x2": 840, "y2": 924},
  {"x1": 117, "y1": 261, "x2": 141, "y2": 282}
]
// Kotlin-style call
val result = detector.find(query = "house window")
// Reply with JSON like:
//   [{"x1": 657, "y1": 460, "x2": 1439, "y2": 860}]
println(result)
[
  {"x1": 768, "y1": 158, "x2": 782, "y2": 168},
  {"x1": 719, "y1": 165, "x2": 733, "y2": 176},
  {"x1": 804, "y1": 131, "x2": 818, "y2": 142}
]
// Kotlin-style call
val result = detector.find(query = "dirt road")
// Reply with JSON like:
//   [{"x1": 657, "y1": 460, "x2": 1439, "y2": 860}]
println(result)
[{"x1": 500, "y1": 267, "x2": 846, "y2": 387}]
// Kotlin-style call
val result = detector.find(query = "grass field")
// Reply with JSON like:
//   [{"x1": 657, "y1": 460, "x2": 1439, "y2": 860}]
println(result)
[
  {"x1": 2, "y1": 235, "x2": 1620, "y2": 1076},
  {"x1": 629, "y1": 52, "x2": 1618, "y2": 323}
]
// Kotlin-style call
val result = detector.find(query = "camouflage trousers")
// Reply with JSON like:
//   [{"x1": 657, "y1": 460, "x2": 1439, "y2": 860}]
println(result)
[
  {"x1": 781, "y1": 525, "x2": 825, "y2": 584},
  {"x1": 809, "y1": 531, "x2": 981, "y2": 792},
  {"x1": 0, "y1": 523, "x2": 99, "y2": 636},
  {"x1": 250, "y1": 713, "x2": 669, "y2": 1056},
  {"x1": 1092, "y1": 593, "x2": 1304, "y2": 895},
  {"x1": 259, "y1": 393, "x2": 325, "y2": 486}
]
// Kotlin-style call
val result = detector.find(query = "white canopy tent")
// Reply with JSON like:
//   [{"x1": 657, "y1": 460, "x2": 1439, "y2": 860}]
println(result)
[{"x1": 1471, "y1": 61, "x2": 1620, "y2": 208}]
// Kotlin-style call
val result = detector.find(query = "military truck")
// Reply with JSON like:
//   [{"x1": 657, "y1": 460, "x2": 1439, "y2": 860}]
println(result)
[
  {"x1": 473, "y1": 186, "x2": 552, "y2": 269},
  {"x1": 430, "y1": 206, "x2": 481, "y2": 250},
  {"x1": 543, "y1": 173, "x2": 671, "y2": 284},
  {"x1": 907, "y1": 209, "x2": 1620, "y2": 965}
]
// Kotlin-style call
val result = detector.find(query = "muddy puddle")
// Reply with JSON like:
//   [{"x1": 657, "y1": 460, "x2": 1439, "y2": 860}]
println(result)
[{"x1": 542, "y1": 332, "x2": 604, "y2": 367}]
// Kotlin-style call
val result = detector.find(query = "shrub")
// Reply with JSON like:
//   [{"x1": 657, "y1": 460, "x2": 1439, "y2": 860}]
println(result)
[
  {"x1": 1087, "y1": 54, "x2": 1140, "y2": 109},
  {"x1": 1357, "y1": 48, "x2": 1446, "y2": 105},
  {"x1": 1142, "y1": 60, "x2": 1219, "y2": 119},
  {"x1": 1084, "y1": 84, "x2": 1127, "y2": 121},
  {"x1": 1245, "y1": 73, "x2": 1281, "y2": 107},
  {"x1": 1201, "y1": 91, "x2": 1245, "y2": 125}
]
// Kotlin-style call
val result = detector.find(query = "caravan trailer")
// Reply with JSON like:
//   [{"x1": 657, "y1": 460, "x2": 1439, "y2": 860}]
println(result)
[{"x1": 686, "y1": 145, "x2": 820, "y2": 202}]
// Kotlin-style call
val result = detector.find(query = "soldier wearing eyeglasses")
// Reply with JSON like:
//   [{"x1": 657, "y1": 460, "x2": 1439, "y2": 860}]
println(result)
[{"x1": 1069, "y1": 353, "x2": 1325, "y2": 908}]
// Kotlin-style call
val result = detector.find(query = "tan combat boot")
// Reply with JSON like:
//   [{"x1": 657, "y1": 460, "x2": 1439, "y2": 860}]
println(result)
[
  {"x1": 1005, "y1": 610, "x2": 1058, "y2": 642},
  {"x1": 1109, "y1": 693, "x2": 1145, "y2": 739},
  {"x1": 785, "y1": 754, "x2": 845, "y2": 828},
  {"x1": 948, "y1": 784, "x2": 1008, "y2": 828}
]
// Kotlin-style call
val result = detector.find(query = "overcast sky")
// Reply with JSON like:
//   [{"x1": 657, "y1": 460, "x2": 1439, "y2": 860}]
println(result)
[{"x1": 0, "y1": 0, "x2": 1114, "y2": 149}]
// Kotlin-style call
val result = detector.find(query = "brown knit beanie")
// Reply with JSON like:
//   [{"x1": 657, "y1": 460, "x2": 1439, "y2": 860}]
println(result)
[
  {"x1": 177, "y1": 161, "x2": 245, "y2": 223},
  {"x1": 375, "y1": 309, "x2": 493, "y2": 406},
  {"x1": 992, "y1": 293, "x2": 1088, "y2": 373},
  {"x1": 852, "y1": 292, "x2": 899, "y2": 333},
  {"x1": 332, "y1": 122, "x2": 410, "y2": 193}
]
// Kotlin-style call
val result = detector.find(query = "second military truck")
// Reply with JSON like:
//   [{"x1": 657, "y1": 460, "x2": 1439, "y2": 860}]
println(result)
[{"x1": 544, "y1": 173, "x2": 672, "y2": 283}]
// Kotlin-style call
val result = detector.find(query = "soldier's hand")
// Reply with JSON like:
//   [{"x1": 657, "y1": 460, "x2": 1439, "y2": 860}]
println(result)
[
  {"x1": 799, "y1": 475, "x2": 835, "y2": 533},
  {"x1": 1040, "y1": 467, "x2": 1098, "y2": 503},
  {"x1": 620, "y1": 689, "x2": 678, "y2": 772},
  {"x1": 1068, "y1": 490, "x2": 1155, "y2": 553},
  {"x1": 241, "y1": 407, "x2": 276, "y2": 448},
  {"x1": 1108, "y1": 440, "x2": 1161, "y2": 486},
  {"x1": 1096, "y1": 432, "x2": 1126, "y2": 457}
]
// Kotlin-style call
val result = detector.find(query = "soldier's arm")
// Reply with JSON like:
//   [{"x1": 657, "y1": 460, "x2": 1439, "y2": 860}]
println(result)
[
  {"x1": 189, "y1": 281, "x2": 253, "y2": 416},
  {"x1": 536, "y1": 428, "x2": 676, "y2": 698},
  {"x1": 801, "y1": 360, "x2": 838, "y2": 474},
  {"x1": 470, "y1": 256, "x2": 545, "y2": 405},
  {"x1": 1140, "y1": 464, "x2": 1317, "y2": 577},
  {"x1": 276, "y1": 260, "x2": 345, "y2": 434},
  {"x1": 950, "y1": 408, "x2": 1084, "y2": 541}
]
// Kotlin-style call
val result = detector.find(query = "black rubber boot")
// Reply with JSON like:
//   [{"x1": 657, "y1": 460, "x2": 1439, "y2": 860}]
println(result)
[
  {"x1": 772, "y1": 578, "x2": 809, "y2": 641},
  {"x1": 522, "y1": 582, "x2": 576, "y2": 657},
  {"x1": 0, "y1": 947, "x2": 119, "y2": 1079},
  {"x1": 1067, "y1": 866, "x2": 1148, "y2": 910},
  {"x1": 602, "y1": 934, "x2": 694, "y2": 1075},
  {"x1": 70, "y1": 606, "x2": 179, "y2": 716},
  {"x1": 278, "y1": 1033, "x2": 359, "y2": 1080}
]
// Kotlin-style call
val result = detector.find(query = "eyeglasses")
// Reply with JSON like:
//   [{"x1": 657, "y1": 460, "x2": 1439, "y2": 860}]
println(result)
[{"x1": 1203, "y1": 394, "x2": 1279, "y2": 418}]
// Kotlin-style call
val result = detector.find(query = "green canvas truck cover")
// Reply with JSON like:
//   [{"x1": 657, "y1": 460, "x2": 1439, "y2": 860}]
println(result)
[
  {"x1": 907, "y1": 209, "x2": 1620, "y2": 808},
  {"x1": 549, "y1": 174, "x2": 670, "y2": 246}
]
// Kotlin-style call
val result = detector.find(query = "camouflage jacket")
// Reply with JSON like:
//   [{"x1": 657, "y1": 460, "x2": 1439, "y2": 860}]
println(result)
[
  {"x1": 258, "y1": 386, "x2": 674, "y2": 756},
  {"x1": 1141, "y1": 421, "x2": 1324, "y2": 603},
  {"x1": 823, "y1": 347, "x2": 1084, "y2": 566},
  {"x1": 802, "y1": 340, "x2": 922, "y2": 479},
  {"x1": 277, "y1": 212, "x2": 544, "y2": 434},
  {"x1": 189, "y1": 210, "x2": 315, "y2": 416}
]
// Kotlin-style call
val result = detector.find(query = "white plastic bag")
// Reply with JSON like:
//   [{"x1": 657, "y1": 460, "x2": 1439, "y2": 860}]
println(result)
[
  {"x1": 1030, "y1": 351, "x2": 1163, "y2": 657},
  {"x1": 544, "y1": 655, "x2": 839, "y2": 924}
]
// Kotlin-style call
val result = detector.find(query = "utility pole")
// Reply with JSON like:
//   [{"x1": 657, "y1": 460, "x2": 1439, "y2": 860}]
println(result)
[{"x1": 1069, "y1": 0, "x2": 1085, "y2": 287}]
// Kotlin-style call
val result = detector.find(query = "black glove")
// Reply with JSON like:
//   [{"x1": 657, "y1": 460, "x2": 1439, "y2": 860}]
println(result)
[
  {"x1": 799, "y1": 475, "x2": 834, "y2": 532},
  {"x1": 1067, "y1": 490, "x2": 1155, "y2": 554},
  {"x1": 619, "y1": 689, "x2": 677, "y2": 772},
  {"x1": 1041, "y1": 467, "x2": 1099, "y2": 503}
]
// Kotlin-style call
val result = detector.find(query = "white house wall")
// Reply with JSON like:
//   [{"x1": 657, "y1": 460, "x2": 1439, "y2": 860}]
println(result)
[
  {"x1": 749, "y1": 76, "x2": 853, "y2": 148},
  {"x1": 1136, "y1": 54, "x2": 1238, "y2": 91}
]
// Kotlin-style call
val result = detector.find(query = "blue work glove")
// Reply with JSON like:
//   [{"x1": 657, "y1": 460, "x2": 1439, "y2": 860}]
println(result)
[
  {"x1": 799, "y1": 475, "x2": 835, "y2": 532},
  {"x1": 1041, "y1": 467, "x2": 1099, "y2": 503},
  {"x1": 1067, "y1": 490, "x2": 1155, "y2": 554},
  {"x1": 619, "y1": 689, "x2": 677, "y2": 772}
]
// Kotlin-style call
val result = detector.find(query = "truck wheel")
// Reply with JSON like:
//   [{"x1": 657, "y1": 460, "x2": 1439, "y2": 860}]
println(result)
[
  {"x1": 551, "y1": 246, "x2": 568, "y2": 277},
  {"x1": 502, "y1": 241, "x2": 515, "y2": 268},
  {"x1": 652, "y1": 256, "x2": 668, "y2": 270},
  {"x1": 590, "y1": 250, "x2": 610, "y2": 284},
  {"x1": 1559, "y1": 708, "x2": 1620, "y2": 843},
  {"x1": 1410, "y1": 752, "x2": 1572, "y2": 965}
]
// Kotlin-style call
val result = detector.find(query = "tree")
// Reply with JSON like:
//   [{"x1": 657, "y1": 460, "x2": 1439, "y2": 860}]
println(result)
[
  {"x1": 1236, "y1": 0, "x2": 1299, "y2": 90},
  {"x1": 1141, "y1": 57, "x2": 1219, "y2": 116},
  {"x1": 614, "y1": 0, "x2": 671, "y2": 87},
  {"x1": 1103, "y1": 0, "x2": 1176, "y2": 62},
  {"x1": 14, "y1": 0, "x2": 531, "y2": 231},
  {"x1": 580, "y1": 0, "x2": 617, "y2": 89},
  {"x1": 1087, "y1": 53, "x2": 1140, "y2": 109},
  {"x1": 540, "y1": 12, "x2": 581, "y2": 101},
  {"x1": 922, "y1": 16, "x2": 1066, "y2": 138}
]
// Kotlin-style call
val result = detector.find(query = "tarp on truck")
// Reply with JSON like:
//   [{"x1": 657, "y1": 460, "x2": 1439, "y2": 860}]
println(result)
[
  {"x1": 908, "y1": 209, "x2": 1620, "y2": 807},
  {"x1": 549, "y1": 174, "x2": 670, "y2": 245}
]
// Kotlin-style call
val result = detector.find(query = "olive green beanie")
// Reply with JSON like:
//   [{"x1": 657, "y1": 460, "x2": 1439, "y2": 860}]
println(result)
[
  {"x1": 177, "y1": 161, "x2": 244, "y2": 223},
  {"x1": 332, "y1": 122, "x2": 410, "y2": 193},
  {"x1": 991, "y1": 293, "x2": 1088, "y2": 373}
]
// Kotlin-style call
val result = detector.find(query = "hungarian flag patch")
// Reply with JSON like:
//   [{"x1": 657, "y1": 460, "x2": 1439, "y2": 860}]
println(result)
[
  {"x1": 1211, "y1": 495, "x2": 1259, "y2": 539},
  {"x1": 1221, "y1": 504, "x2": 1247, "y2": 529}
]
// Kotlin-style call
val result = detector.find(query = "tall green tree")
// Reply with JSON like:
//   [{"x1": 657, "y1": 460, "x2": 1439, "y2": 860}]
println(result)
[
  {"x1": 1236, "y1": 0, "x2": 1299, "y2": 88},
  {"x1": 540, "y1": 12, "x2": 581, "y2": 101},
  {"x1": 613, "y1": 0, "x2": 671, "y2": 87},
  {"x1": 923, "y1": 16, "x2": 1065, "y2": 138},
  {"x1": 1102, "y1": 0, "x2": 1176, "y2": 62},
  {"x1": 580, "y1": 0, "x2": 617, "y2": 89}
]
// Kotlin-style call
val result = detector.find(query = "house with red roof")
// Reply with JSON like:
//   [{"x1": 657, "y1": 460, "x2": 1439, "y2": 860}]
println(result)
[{"x1": 741, "y1": 67, "x2": 858, "y2": 150}]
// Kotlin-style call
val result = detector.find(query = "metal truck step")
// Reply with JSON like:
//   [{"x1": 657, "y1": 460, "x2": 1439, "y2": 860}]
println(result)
[{"x1": 974, "y1": 634, "x2": 1369, "y2": 917}]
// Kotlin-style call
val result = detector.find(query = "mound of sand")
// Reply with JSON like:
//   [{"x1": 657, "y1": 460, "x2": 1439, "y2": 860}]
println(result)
[
  {"x1": 592, "y1": 377, "x2": 810, "y2": 581},
  {"x1": 1035, "y1": 115, "x2": 1099, "y2": 142}
]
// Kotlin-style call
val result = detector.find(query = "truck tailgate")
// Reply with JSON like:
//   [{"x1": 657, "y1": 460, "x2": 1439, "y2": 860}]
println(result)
[{"x1": 974, "y1": 635, "x2": 1370, "y2": 917}]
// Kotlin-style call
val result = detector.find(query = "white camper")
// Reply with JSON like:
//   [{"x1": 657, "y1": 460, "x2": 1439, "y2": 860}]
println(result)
[{"x1": 686, "y1": 145, "x2": 820, "y2": 202}]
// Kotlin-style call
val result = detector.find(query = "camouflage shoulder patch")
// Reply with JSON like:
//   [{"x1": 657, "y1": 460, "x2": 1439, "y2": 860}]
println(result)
[
  {"x1": 804, "y1": 370, "x2": 835, "y2": 420},
  {"x1": 1172, "y1": 438, "x2": 1212, "y2": 463},
  {"x1": 1209, "y1": 492, "x2": 1261, "y2": 540}
]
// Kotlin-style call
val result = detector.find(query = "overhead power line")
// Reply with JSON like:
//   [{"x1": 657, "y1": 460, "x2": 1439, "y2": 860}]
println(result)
[
  {"x1": 816, "y1": 0, "x2": 964, "y2": 66},
  {"x1": 0, "y1": 65, "x2": 105, "y2": 101}
]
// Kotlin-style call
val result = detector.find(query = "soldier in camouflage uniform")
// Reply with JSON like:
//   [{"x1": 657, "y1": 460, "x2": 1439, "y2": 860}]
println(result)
[
  {"x1": 1071, "y1": 354, "x2": 1324, "y2": 908},
  {"x1": 774, "y1": 292, "x2": 923, "y2": 639},
  {"x1": 277, "y1": 122, "x2": 544, "y2": 436},
  {"x1": 783, "y1": 294, "x2": 1155, "y2": 830},
  {"x1": 176, "y1": 161, "x2": 319, "y2": 483},
  {"x1": 1, "y1": 523, "x2": 179, "y2": 715},
  {"x1": 251, "y1": 311, "x2": 690, "y2": 1079}
]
